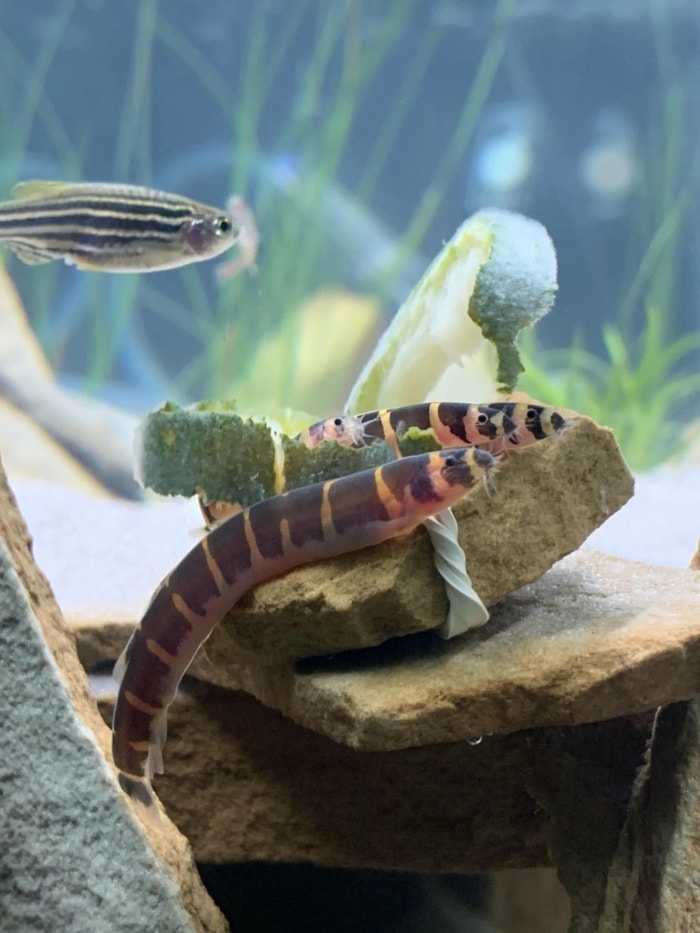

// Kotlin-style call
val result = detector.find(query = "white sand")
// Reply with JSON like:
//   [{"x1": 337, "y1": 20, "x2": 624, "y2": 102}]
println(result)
[{"x1": 586, "y1": 465, "x2": 699, "y2": 569}]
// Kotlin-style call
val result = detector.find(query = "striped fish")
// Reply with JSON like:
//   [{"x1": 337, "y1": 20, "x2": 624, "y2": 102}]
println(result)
[
  {"x1": 113, "y1": 446, "x2": 495, "y2": 806},
  {"x1": 0, "y1": 180, "x2": 240, "y2": 272},
  {"x1": 198, "y1": 402, "x2": 567, "y2": 531},
  {"x1": 197, "y1": 404, "x2": 515, "y2": 530},
  {"x1": 486, "y1": 402, "x2": 568, "y2": 450},
  {"x1": 298, "y1": 401, "x2": 567, "y2": 457}
]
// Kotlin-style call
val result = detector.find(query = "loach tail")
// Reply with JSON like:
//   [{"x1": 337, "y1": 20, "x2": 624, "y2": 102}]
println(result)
[{"x1": 117, "y1": 772, "x2": 157, "y2": 810}]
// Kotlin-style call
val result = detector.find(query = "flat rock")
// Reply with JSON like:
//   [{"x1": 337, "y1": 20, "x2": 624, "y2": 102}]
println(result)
[
  {"x1": 17, "y1": 431, "x2": 700, "y2": 756},
  {"x1": 0, "y1": 457, "x2": 226, "y2": 932},
  {"x1": 91, "y1": 679, "x2": 649, "y2": 874},
  {"x1": 215, "y1": 550, "x2": 700, "y2": 749},
  {"x1": 17, "y1": 416, "x2": 633, "y2": 672}
]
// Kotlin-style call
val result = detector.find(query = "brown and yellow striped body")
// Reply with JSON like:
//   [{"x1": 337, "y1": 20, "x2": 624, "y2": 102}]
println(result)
[
  {"x1": 198, "y1": 402, "x2": 568, "y2": 532},
  {"x1": 298, "y1": 401, "x2": 567, "y2": 456},
  {"x1": 486, "y1": 402, "x2": 567, "y2": 450},
  {"x1": 113, "y1": 447, "x2": 495, "y2": 806},
  {"x1": 0, "y1": 180, "x2": 239, "y2": 272}
]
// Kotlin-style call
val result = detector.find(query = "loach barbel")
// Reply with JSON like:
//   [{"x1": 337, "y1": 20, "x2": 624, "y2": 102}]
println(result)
[
  {"x1": 0, "y1": 180, "x2": 239, "y2": 272},
  {"x1": 298, "y1": 401, "x2": 568, "y2": 457},
  {"x1": 112, "y1": 446, "x2": 495, "y2": 808}
]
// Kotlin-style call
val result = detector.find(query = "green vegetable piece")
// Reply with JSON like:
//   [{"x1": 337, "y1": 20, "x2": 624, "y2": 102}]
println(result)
[
  {"x1": 282, "y1": 436, "x2": 395, "y2": 491},
  {"x1": 136, "y1": 402, "x2": 277, "y2": 506},
  {"x1": 136, "y1": 400, "x2": 397, "y2": 507},
  {"x1": 469, "y1": 209, "x2": 558, "y2": 391},
  {"x1": 346, "y1": 208, "x2": 558, "y2": 409},
  {"x1": 394, "y1": 426, "x2": 442, "y2": 458}
]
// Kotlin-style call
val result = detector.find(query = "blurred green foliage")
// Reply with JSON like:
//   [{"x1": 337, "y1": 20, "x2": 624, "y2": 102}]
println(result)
[
  {"x1": 0, "y1": 0, "x2": 698, "y2": 474},
  {"x1": 0, "y1": 0, "x2": 515, "y2": 404},
  {"x1": 520, "y1": 307, "x2": 700, "y2": 471},
  {"x1": 520, "y1": 0, "x2": 700, "y2": 471}
]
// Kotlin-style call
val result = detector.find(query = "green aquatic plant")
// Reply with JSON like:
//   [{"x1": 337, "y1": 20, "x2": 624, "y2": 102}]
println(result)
[
  {"x1": 0, "y1": 0, "x2": 83, "y2": 352},
  {"x1": 519, "y1": 305, "x2": 700, "y2": 471},
  {"x1": 3, "y1": 0, "x2": 697, "y2": 488}
]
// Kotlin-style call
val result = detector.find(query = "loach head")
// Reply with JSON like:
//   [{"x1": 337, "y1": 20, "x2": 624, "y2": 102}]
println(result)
[
  {"x1": 407, "y1": 447, "x2": 496, "y2": 515},
  {"x1": 516, "y1": 404, "x2": 568, "y2": 442},
  {"x1": 180, "y1": 210, "x2": 239, "y2": 259},
  {"x1": 474, "y1": 405, "x2": 517, "y2": 441},
  {"x1": 439, "y1": 447, "x2": 495, "y2": 491}
]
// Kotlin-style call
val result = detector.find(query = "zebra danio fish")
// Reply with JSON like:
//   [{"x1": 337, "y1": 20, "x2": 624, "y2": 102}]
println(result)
[{"x1": 0, "y1": 180, "x2": 240, "y2": 272}]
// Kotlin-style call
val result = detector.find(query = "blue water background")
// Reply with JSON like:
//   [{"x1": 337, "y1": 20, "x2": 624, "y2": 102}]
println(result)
[{"x1": 0, "y1": 0, "x2": 698, "y2": 411}]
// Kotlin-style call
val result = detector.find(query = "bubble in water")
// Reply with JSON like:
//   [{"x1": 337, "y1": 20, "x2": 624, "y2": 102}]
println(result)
[{"x1": 466, "y1": 736, "x2": 483, "y2": 746}]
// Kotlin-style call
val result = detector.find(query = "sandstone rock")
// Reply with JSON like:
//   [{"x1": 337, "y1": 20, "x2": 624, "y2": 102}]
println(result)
[
  {"x1": 205, "y1": 416, "x2": 633, "y2": 664},
  {"x1": 24, "y1": 416, "x2": 632, "y2": 670},
  {"x1": 17, "y1": 456, "x2": 700, "y2": 761},
  {"x1": 691, "y1": 540, "x2": 700, "y2": 570},
  {"x1": 207, "y1": 550, "x2": 700, "y2": 750},
  {"x1": 0, "y1": 458, "x2": 226, "y2": 932},
  {"x1": 583, "y1": 701, "x2": 700, "y2": 931},
  {"x1": 92, "y1": 680, "x2": 649, "y2": 874}
]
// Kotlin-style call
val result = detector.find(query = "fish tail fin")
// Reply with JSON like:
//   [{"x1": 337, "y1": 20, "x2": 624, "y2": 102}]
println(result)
[
  {"x1": 117, "y1": 772, "x2": 161, "y2": 821},
  {"x1": 118, "y1": 772, "x2": 156, "y2": 806}
]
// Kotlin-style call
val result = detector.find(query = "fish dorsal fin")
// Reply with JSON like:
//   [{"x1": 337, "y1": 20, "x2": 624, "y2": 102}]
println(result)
[{"x1": 11, "y1": 180, "x2": 74, "y2": 201}]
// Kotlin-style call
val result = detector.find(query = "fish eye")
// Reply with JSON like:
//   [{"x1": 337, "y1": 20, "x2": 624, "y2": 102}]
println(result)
[
  {"x1": 477, "y1": 412, "x2": 488, "y2": 424},
  {"x1": 215, "y1": 216, "x2": 233, "y2": 235},
  {"x1": 333, "y1": 417, "x2": 343, "y2": 426},
  {"x1": 526, "y1": 407, "x2": 538, "y2": 422},
  {"x1": 444, "y1": 455, "x2": 456, "y2": 467}
]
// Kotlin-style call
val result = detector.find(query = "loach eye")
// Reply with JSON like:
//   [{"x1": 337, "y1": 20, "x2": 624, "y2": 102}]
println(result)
[
  {"x1": 477, "y1": 412, "x2": 488, "y2": 424},
  {"x1": 526, "y1": 407, "x2": 538, "y2": 422},
  {"x1": 216, "y1": 217, "x2": 232, "y2": 235},
  {"x1": 444, "y1": 455, "x2": 456, "y2": 467},
  {"x1": 334, "y1": 417, "x2": 343, "y2": 426}
]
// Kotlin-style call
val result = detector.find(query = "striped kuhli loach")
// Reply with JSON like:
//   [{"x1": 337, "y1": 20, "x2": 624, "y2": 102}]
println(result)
[
  {"x1": 112, "y1": 446, "x2": 496, "y2": 807},
  {"x1": 198, "y1": 401, "x2": 569, "y2": 531},
  {"x1": 0, "y1": 180, "x2": 240, "y2": 272},
  {"x1": 298, "y1": 401, "x2": 568, "y2": 457}
]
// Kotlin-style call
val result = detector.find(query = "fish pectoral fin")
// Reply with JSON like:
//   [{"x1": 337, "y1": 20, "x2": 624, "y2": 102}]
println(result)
[
  {"x1": 4, "y1": 241, "x2": 57, "y2": 265},
  {"x1": 11, "y1": 179, "x2": 74, "y2": 200}
]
